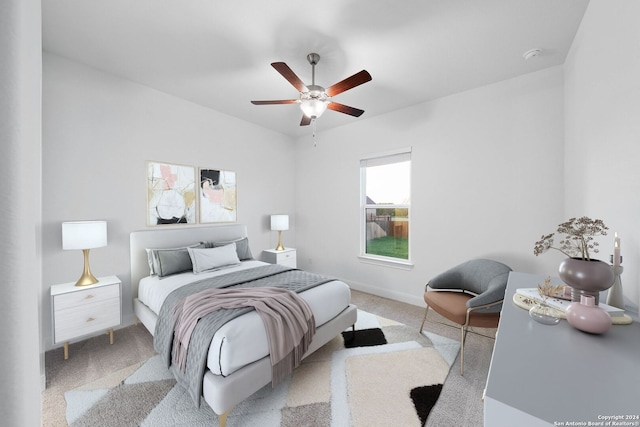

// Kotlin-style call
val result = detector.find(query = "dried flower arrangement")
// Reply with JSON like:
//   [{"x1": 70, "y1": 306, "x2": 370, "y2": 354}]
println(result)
[
  {"x1": 537, "y1": 276, "x2": 564, "y2": 303},
  {"x1": 533, "y1": 216, "x2": 608, "y2": 261}
]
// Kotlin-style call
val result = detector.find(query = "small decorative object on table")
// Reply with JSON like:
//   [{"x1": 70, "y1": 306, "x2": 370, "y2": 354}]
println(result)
[
  {"x1": 566, "y1": 295, "x2": 612, "y2": 334},
  {"x1": 607, "y1": 264, "x2": 624, "y2": 309},
  {"x1": 606, "y1": 232, "x2": 625, "y2": 310},
  {"x1": 528, "y1": 276, "x2": 562, "y2": 325},
  {"x1": 534, "y1": 217, "x2": 619, "y2": 334},
  {"x1": 534, "y1": 217, "x2": 614, "y2": 305}
]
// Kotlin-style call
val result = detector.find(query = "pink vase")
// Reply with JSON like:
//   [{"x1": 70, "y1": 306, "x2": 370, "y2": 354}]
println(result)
[{"x1": 565, "y1": 295, "x2": 612, "y2": 334}]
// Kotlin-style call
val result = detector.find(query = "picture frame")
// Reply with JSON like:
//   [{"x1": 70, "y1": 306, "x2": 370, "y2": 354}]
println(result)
[
  {"x1": 199, "y1": 168, "x2": 237, "y2": 223},
  {"x1": 146, "y1": 161, "x2": 196, "y2": 226}
]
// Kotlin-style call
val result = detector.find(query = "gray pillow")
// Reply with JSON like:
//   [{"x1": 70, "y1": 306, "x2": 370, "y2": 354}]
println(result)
[
  {"x1": 147, "y1": 242, "x2": 205, "y2": 278},
  {"x1": 210, "y1": 237, "x2": 253, "y2": 261}
]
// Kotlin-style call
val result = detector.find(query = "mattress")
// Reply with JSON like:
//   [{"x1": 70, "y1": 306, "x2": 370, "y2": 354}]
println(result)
[{"x1": 138, "y1": 260, "x2": 351, "y2": 376}]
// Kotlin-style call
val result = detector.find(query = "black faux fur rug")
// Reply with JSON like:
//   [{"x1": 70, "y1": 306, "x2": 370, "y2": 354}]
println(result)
[{"x1": 341, "y1": 327, "x2": 388, "y2": 348}]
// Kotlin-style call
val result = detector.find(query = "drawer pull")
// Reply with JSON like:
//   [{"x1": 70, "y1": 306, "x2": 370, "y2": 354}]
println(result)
[
  {"x1": 86, "y1": 317, "x2": 95, "y2": 322},
  {"x1": 85, "y1": 294, "x2": 95, "y2": 299}
]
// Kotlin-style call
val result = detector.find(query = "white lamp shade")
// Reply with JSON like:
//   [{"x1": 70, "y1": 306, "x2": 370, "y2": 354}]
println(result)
[
  {"x1": 270, "y1": 215, "x2": 289, "y2": 231},
  {"x1": 300, "y1": 99, "x2": 328, "y2": 119},
  {"x1": 62, "y1": 221, "x2": 108, "y2": 250}
]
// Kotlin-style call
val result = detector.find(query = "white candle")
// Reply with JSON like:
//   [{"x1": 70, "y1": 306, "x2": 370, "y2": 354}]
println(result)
[{"x1": 613, "y1": 232, "x2": 621, "y2": 266}]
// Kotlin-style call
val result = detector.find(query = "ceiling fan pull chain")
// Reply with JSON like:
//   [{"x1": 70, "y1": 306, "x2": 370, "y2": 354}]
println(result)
[{"x1": 312, "y1": 118, "x2": 317, "y2": 147}]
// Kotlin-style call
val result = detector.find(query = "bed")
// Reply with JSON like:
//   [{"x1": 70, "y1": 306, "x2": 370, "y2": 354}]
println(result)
[{"x1": 130, "y1": 224, "x2": 357, "y2": 426}]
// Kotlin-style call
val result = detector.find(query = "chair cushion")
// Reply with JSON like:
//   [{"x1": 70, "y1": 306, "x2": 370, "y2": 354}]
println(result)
[
  {"x1": 424, "y1": 291, "x2": 500, "y2": 328},
  {"x1": 427, "y1": 259, "x2": 511, "y2": 309}
]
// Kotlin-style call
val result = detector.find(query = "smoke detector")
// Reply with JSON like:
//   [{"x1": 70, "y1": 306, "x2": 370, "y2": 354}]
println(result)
[{"x1": 523, "y1": 48, "x2": 542, "y2": 60}]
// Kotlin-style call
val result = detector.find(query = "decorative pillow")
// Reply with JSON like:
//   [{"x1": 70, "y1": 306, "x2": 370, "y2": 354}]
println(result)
[
  {"x1": 210, "y1": 237, "x2": 253, "y2": 261},
  {"x1": 146, "y1": 243, "x2": 205, "y2": 277},
  {"x1": 145, "y1": 248, "x2": 156, "y2": 275},
  {"x1": 188, "y1": 243, "x2": 241, "y2": 274}
]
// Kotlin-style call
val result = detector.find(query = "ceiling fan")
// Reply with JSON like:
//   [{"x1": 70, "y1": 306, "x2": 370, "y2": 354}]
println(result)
[{"x1": 251, "y1": 53, "x2": 372, "y2": 126}]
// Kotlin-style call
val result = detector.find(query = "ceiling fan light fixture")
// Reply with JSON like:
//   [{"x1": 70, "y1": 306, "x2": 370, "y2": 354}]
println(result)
[
  {"x1": 300, "y1": 99, "x2": 328, "y2": 119},
  {"x1": 300, "y1": 85, "x2": 329, "y2": 119}
]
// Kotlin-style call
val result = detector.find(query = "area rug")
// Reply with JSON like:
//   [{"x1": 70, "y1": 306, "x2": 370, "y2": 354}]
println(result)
[{"x1": 65, "y1": 310, "x2": 460, "y2": 427}]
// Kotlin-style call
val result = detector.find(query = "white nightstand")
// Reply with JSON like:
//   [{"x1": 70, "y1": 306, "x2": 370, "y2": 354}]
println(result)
[
  {"x1": 263, "y1": 248, "x2": 297, "y2": 268},
  {"x1": 51, "y1": 275, "x2": 122, "y2": 360}
]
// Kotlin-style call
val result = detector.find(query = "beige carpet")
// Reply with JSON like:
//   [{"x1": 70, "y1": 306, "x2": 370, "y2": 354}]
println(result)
[
  {"x1": 42, "y1": 290, "x2": 493, "y2": 426},
  {"x1": 42, "y1": 324, "x2": 157, "y2": 427}
]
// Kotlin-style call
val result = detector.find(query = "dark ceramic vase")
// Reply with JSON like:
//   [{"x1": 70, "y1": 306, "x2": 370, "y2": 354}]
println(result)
[{"x1": 558, "y1": 257, "x2": 614, "y2": 305}]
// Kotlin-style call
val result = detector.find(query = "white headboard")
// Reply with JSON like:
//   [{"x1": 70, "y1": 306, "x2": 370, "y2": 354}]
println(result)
[{"x1": 129, "y1": 224, "x2": 248, "y2": 298}]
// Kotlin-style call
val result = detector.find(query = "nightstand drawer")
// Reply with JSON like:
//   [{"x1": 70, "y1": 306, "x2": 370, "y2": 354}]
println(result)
[
  {"x1": 53, "y1": 283, "x2": 119, "y2": 311},
  {"x1": 263, "y1": 248, "x2": 297, "y2": 268},
  {"x1": 54, "y1": 297, "x2": 120, "y2": 343},
  {"x1": 279, "y1": 252, "x2": 297, "y2": 267}
]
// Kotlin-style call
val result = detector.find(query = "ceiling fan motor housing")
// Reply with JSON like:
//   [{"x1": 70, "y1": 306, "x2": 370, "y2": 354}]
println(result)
[{"x1": 303, "y1": 85, "x2": 328, "y2": 101}]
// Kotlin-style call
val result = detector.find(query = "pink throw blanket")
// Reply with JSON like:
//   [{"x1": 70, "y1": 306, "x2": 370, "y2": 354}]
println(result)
[{"x1": 171, "y1": 286, "x2": 315, "y2": 386}]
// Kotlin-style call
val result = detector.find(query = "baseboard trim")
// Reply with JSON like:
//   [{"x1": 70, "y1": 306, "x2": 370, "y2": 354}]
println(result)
[{"x1": 347, "y1": 280, "x2": 424, "y2": 308}]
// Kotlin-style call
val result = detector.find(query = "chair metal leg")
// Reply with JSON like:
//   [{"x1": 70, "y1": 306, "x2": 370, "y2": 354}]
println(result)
[
  {"x1": 421, "y1": 303, "x2": 474, "y2": 375},
  {"x1": 460, "y1": 325, "x2": 468, "y2": 376},
  {"x1": 420, "y1": 305, "x2": 430, "y2": 332}
]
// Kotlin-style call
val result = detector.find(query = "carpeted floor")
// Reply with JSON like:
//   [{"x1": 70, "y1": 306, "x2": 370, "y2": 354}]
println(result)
[
  {"x1": 63, "y1": 310, "x2": 459, "y2": 426},
  {"x1": 351, "y1": 291, "x2": 495, "y2": 427},
  {"x1": 42, "y1": 290, "x2": 494, "y2": 426}
]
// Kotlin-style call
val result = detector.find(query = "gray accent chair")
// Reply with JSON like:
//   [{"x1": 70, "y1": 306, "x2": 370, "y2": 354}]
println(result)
[{"x1": 420, "y1": 259, "x2": 512, "y2": 375}]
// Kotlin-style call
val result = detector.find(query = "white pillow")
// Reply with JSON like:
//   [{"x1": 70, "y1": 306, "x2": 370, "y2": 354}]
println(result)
[{"x1": 187, "y1": 243, "x2": 240, "y2": 274}]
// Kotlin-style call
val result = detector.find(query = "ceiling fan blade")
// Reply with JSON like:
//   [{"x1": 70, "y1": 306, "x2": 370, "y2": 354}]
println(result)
[
  {"x1": 300, "y1": 115, "x2": 312, "y2": 126},
  {"x1": 326, "y1": 70, "x2": 372, "y2": 97},
  {"x1": 271, "y1": 62, "x2": 307, "y2": 92},
  {"x1": 251, "y1": 100, "x2": 298, "y2": 105},
  {"x1": 327, "y1": 102, "x2": 365, "y2": 117}
]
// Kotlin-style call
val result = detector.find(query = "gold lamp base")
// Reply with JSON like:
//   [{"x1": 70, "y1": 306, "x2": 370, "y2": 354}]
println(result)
[
  {"x1": 75, "y1": 249, "x2": 99, "y2": 286},
  {"x1": 275, "y1": 230, "x2": 285, "y2": 251}
]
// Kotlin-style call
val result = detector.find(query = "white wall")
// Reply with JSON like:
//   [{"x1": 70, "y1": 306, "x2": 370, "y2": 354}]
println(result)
[
  {"x1": 564, "y1": 0, "x2": 640, "y2": 310},
  {"x1": 0, "y1": 0, "x2": 42, "y2": 424},
  {"x1": 294, "y1": 67, "x2": 565, "y2": 306},
  {"x1": 42, "y1": 53, "x2": 296, "y2": 349},
  {"x1": 41, "y1": 1, "x2": 640, "y2": 356}
]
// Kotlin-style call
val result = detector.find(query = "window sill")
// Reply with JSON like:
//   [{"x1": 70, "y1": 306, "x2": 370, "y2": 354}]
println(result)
[{"x1": 358, "y1": 255, "x2": 414, "y2": 270}]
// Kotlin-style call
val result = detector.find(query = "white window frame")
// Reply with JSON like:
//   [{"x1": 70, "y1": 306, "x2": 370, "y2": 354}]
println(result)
[{"x1": 359, "y1": 147, "x2": 413, "y2": 269}]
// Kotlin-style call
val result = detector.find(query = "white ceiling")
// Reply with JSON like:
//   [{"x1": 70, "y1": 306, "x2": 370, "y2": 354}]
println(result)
[{"x1": 42, "y1": 0, "x2": 590, "y2": 138}]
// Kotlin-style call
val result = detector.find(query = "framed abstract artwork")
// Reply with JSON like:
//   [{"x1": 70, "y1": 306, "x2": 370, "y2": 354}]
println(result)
[
  {"x1": 199, "y1": 168, "x2": 237, "y2": 223},
  {"x1": 147, "y1": 161, "x2": 196, "y2": 225}
]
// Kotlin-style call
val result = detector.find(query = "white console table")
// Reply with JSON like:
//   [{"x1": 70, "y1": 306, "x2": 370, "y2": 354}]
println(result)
[{"x1": 484, "y1": 272, "x2": 640, "y2": 426}]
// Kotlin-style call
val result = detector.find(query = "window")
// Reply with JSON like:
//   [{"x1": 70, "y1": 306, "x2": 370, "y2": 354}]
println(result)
[{"x1": 360, "y1": 148, "x2": 411, "y2": 265}]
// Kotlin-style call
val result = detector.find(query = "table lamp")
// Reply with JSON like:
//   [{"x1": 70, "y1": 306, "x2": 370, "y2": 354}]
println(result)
[
  {"x1": 62, "y1": 220, "x2": 108, "y2": 286},
  {"x1": 270, "y1": 214, "x2": 289, "y2": 251}
]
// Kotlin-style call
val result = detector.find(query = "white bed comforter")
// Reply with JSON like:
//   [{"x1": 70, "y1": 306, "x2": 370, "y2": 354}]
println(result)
[{"x1": 138, "y1": 260, "x2": 351, "y2": 376}]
